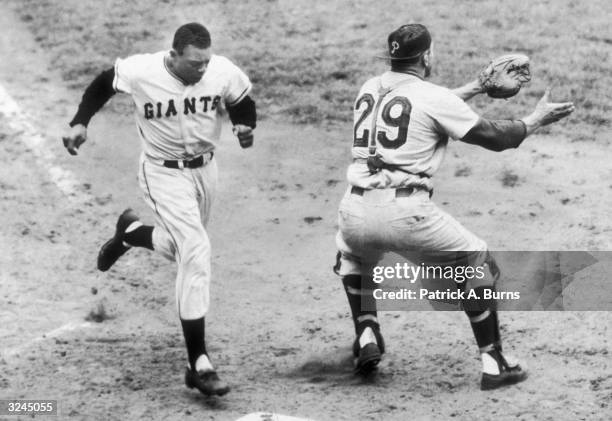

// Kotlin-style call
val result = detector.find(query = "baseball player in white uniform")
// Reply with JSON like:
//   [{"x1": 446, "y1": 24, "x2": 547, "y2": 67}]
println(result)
[
  {"x1": 62, "y1": 23, "x2": 257, "y2": 396},
  {"x1": 334, "y1": 24, "x2": 574, "y2": 389}
]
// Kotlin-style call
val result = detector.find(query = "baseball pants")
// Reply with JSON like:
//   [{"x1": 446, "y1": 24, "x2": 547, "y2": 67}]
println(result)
[
  {"x1": 138, "y1": 153, "x2": 218, "y2": 320},
  {"x1": 335, "y1": 186, "x2": 496, "y2": 296}
]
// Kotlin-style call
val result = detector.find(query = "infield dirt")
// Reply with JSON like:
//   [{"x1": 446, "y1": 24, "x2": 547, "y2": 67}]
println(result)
[{"x1": 1, "y1": 1, "x2": 611, "y2": 420}]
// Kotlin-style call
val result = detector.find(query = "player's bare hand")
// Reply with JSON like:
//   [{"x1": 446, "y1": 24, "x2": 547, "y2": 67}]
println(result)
[
  {"x1": 62, "y1": 124, "x2": 87, "y2": 155},
  {"x1": 233, "y1": 124, "x2": 254, "y2": 148},
  {"x1": 533, "y1": 87, "x2": 575, "y2": 126},
  {"x1": 522, "y1": 87, "x2": 575, "y2": 135}
]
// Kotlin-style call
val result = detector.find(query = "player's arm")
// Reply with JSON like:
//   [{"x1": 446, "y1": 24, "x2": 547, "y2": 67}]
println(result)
[
  {"x1": 460, "y1": 118, "x2": 526, "y2": 151},
  {"x1": 461, "y1": 88, "x2": 575, "y2": 151},
  {"x1": 227, "y1": 95, "x2": 257, "y2": 148},
  {"x1": 452, "y1": 80, "x2": 484, "y2": 102},
  {"x1": 63, "y1": 67, "x2": 116, "y2": 155}
]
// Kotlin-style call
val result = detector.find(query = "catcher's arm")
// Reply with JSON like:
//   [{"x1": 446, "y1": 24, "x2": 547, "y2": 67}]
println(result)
[
  {"x1": 63, "y1": 67, "x2": 116, "y2": 155},
  {"x1": 461, "y1": 118, "x2": 526, "y2": 152},
  {"x1": 452, "y1": 79, "x2": 485, "y2": 101},
  {"x1": 461, "y1": 87, "x2": 575, "y2": 151},
  {"x1": 521, "y1": 87, "x2": 574, "y2": 136},
  {"x1": 453, "y1": 54, "x2": 532, "y2": 101}
]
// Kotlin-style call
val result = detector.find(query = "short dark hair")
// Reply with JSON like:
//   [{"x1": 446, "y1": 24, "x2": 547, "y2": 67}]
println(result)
[{"x1": 172, "y1": 23, "x2": 211, "y2": 54}]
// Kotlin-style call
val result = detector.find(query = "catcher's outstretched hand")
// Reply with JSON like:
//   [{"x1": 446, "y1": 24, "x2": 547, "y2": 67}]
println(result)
[
  {"x1": 479, "y1": 54, "x2": 531, "y2": 99},
  {"x1": 522, "y1": 87, "x2": 575, "y2": 135},
  {"x1": 533, "y1": 87, "x2": 575, "y2": 125},
  {"x1": 62, "y1": 124, "x2": 87, "y2": 155}
]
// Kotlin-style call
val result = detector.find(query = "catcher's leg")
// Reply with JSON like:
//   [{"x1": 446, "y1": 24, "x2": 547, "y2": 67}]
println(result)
[
  {"x1": 462, "y1": 252, "x2": 527, "y2": 391},
  {"x1": 408, "y1": 202, "x2": 527, "y2": 390},
  {"x1": 335, "y1": 233, "x2": 384, "y2": 375}
]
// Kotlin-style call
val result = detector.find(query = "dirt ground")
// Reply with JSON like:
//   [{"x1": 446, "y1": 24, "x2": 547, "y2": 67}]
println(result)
[{"x1": 0, "y1": 4, "x2": 611, "y2": 421}]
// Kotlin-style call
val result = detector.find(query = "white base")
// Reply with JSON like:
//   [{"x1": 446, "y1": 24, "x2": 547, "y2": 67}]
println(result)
[{"x1": 235, "y1": 412, "x2": 317, "y2": 421}]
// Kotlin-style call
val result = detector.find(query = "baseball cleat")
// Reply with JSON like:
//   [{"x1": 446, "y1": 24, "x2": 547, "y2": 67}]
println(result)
[
  {"x1": 481, "y1": 363, "x2": 528, "y2": 390},
  {"x1": 355, "y1": 343, "x2": 382, "y2": 375},
  {"x1": 352, "y1": 328, "x2": 385, "y2": 357},
  {"x1": 353, "y1": 326, "x2": 385, "y2": 375},
  {"x1": 185, "y1": 368, "x2": 230, "y2": 396},
  {"x1": 97, "y1": 208, "x2": 139, "y2": 272}
]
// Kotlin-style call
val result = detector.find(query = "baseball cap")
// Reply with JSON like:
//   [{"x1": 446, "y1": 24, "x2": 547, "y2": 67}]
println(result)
[{"x1": 378, "y1": 24, "x2": 432, "y2": 60}]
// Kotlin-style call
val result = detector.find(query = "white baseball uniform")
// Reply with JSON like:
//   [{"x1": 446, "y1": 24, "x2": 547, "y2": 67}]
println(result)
[
  {"x1": 113, "y1": 50, "x2": 251, "y2": 319},
  {"x1": 336, "y1": 71, "x2": 493, "y2": 290}
]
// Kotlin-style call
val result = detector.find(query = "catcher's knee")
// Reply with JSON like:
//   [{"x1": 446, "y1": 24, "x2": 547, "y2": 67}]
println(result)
[
  {"x1": 460, "y1": 251, "x2": 501, "y2": 312},
  {"x1": 460, "y1": 250, "x2": 500, "y2": 288},
  {"x1": 462, "y1": 285, "x2": 498, "y2": 313},
  {"x1": 333, "y1": 250, "x2": 362, "y2": 277}
]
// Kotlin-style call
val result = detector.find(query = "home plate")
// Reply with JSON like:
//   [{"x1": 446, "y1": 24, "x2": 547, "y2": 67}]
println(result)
[{"x1": 235, "y1": 412, "x2": 316, "y2": 421}]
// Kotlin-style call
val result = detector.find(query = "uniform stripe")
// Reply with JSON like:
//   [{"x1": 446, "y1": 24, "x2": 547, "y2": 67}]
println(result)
[
  {"x1": 479, "y1": 343, "x2": 495, "y2": 353},
  {"x1": 346, "y1": 286, "x2": 363, "y2": 295},
  {"x1": 141, "y1": 160, "x2": 181, "y2": 261},
  {"x1": 357, "y1": 314, "x2": 378, "y2": 324},
  {"x1": 469, "y1": 309, "x2": 491, "y2": 323},
  {"x1": 346, "y1": 286, "x2": 377, "y2": 296},
  {"x1": 227, "y1": 85, "x2": 250, "y2": 106}
]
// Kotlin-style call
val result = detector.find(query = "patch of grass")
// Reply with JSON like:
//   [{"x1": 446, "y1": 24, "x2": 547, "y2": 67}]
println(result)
[{"x1": 11, "y1": 0, "x2": 611, "y2": 139}]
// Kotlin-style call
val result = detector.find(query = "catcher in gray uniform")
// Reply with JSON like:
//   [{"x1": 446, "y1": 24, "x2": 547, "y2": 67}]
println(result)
[{"x1": 334, "y1": 23, "x2": 575, "y2": 390}]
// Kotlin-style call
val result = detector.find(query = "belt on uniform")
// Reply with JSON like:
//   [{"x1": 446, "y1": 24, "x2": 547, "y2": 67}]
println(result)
[
  {"x1": 353, "y1": 158, "x2": 431, "y2": 179},
  {"x1": 350, "y1": 185, "x2": 426, "y2": 197},
  {"x1": 163, "y1": 152, "x2": 214, "y2": 169}
]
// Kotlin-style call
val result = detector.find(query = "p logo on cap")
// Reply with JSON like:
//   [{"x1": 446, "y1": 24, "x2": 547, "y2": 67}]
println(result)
[{"x1": 391, "y1": 41, "x2": 400, "y2": 55}]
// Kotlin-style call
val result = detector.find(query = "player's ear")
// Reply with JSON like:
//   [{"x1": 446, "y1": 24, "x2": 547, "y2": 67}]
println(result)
[
  {"x1": 169, "y1": 49, "x2": 179, "y2": 58},
  {"x1": 422, "y1": 49, "x2": 431, "y2": 68}
]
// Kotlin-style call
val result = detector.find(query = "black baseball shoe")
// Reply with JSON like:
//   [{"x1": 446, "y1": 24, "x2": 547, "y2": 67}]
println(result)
[
  {"x1": 480, "y1": 352, "x2": 528, "y2": 390},
  {"x1": 355, "y1": 343, "x2": 382, "y2": 375},
  {"x1": 352, "y1": 327, "x2": 385, "y2": 357},
  {"x1": 97, "y1": 208, "x2": 139, "y2": 271},
  {"x1": 185, "y1": 368, "x2": 230, "y2": 396},
  {"x1": 353, "y1": 326, "x2": 385, "y2": 375}
]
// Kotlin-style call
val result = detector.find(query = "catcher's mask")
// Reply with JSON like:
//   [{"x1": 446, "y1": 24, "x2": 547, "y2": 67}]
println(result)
[{"x1": 377, "y1": 23, "x2": 431, "y2": 61}]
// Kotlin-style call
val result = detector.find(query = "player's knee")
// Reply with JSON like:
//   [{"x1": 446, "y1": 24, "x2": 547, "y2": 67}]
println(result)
[
  {"x1": 342, "y1": 274, "x2": 361, "y2": 290},
  {"x1": 483, "y1": 251, "x2": 501, "y2": 281},
  {"x1": 334, "y1": 251, "x2": 362, "y2": 277},
  {"x1": 462, "y1": 250, "x2": 500, "y2": 288},
  {"x1": 462, "y1": 285, "x2": 497, "y2": 313}
]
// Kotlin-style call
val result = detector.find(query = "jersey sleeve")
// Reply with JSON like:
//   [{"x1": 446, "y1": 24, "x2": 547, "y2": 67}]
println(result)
[
  {"x1": 221, "y1": 58, "x2": 252, "y2": 106},
  {"x1": 113, "y1": 56, "x2": 138, "y2": 94},
  {"x1": 427, "y1": 87, "x2": 480, "y2": 140}
]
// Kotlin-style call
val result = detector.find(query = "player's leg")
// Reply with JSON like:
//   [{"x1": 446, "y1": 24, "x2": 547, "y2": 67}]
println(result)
[
  {"x1": 335, "y1": 195, "x2": 385, "y2": 375},
  {"x1": 460, "y1": 251, "x2": 527, "y2": 390},
  {"x1": 139, "y1": 157, "x2": 228, "y2": 396},
  {"x1": 96, "y1": 208, "x2": 153, "y2": 272},
  {"x1": 415, "y1": 205, "x2": 527, "y2": 390},
  {"x1": 334, "y1": 245, "x2": 385, "y2": 374},
  {"x1": 97, "y1": 158, "x2": 180, "y2": 271},
  {"x1": 390, "y1": 195, "x2": 526, "y2": 390}
]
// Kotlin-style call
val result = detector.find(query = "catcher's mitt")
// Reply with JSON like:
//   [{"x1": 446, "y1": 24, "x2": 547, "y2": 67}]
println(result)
[{"x1": 478, "y1": 54, "x2": 531, "y2": 99}]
